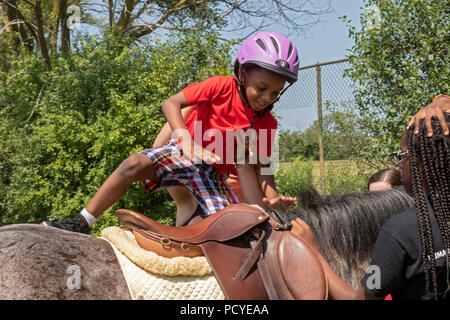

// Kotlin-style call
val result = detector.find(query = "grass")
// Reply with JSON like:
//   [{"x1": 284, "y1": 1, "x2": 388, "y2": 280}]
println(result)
[{"x1": 279, "y1": 159, "x2": 373, "y2": 195}]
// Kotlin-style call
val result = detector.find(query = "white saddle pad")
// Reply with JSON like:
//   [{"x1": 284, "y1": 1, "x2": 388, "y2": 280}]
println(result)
[{"x1": 100, "y1": 226, "x2": 224, "y2": 300}]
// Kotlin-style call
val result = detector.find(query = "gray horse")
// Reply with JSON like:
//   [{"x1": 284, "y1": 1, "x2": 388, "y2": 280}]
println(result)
[
  {"x1": 0, "y1": 189, "x2": 413, "y2": 299},
  {"x1": 0, "y1": 223, "x2": 131, "y2": 299}
]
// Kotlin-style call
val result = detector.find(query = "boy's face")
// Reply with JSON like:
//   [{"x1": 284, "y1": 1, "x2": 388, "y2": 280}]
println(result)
[{"x1": 242, "y1": 67, "x2": 287, "y2": 113}]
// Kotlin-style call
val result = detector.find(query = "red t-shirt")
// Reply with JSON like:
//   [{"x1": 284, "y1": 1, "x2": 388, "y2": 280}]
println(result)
[{"x1": 182, "y1": 76, "x2": 278, "y2": 175}]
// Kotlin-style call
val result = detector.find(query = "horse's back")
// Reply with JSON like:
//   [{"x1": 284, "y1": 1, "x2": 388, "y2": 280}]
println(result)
[{"x1": 0, "y1": 224, "x2": 131, "y2": 300}]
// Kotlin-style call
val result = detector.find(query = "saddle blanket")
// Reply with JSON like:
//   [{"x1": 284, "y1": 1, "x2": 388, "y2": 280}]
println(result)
[{"x1": 100, "y1": 226, "x2": 224, "y2": 300}]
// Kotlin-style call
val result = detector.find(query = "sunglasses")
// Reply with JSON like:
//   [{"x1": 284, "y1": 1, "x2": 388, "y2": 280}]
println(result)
[{"x1": 393, "y1": 150, "x2": 409, "y2": 163}]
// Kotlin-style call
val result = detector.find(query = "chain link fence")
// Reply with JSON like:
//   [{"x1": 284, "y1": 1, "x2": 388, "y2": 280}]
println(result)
[
  {"x1": 274, "y1": 58, "x2": 370, "y2": 194},
  {"x1": 278, "y1": 58, "x2": 353, "y2": 112}
]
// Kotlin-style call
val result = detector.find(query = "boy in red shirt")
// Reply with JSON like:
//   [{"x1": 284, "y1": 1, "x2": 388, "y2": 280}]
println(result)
[{"x1": 42, "y1": 32, "x2": 299, "y2": 233}]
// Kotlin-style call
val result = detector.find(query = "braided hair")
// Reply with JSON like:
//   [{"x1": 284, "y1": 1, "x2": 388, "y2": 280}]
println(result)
[{"x1": 407, "y1": 114, "x2": 450, "y2": 300}]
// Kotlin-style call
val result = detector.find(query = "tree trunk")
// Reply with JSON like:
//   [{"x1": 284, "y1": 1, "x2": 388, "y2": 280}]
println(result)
[
  {"x1": 1, "y1": 0, "x2": 37, "y2": 53},
  {"x1": 1, "y1": 0, "x2": 20, "y2": 54},
  {"x1": 116, "y1": 0, "x2": 138, "y2": 30},
  {"x1": 50, "y1": 0, "x2": 60, "y2": 54},
  {"x1": 108, "y1": 0, "x2": 114, "y2": 27},
  {"x1": 59, "y1": 0, "x2": 70, "y2": 53},
  {"x1": 34, "y1": 0, "x2": 51, "y2": 70}
]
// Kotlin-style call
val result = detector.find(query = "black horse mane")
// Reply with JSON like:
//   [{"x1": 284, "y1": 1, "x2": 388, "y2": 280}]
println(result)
[{"x1": 279, "y1": 188, "x2": 415, "y2": 289}]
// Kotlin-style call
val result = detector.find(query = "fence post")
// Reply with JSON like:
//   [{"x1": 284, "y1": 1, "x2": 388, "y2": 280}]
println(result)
[{"x1": 316, "y1": 65, "x2": 325, "y2": 194}]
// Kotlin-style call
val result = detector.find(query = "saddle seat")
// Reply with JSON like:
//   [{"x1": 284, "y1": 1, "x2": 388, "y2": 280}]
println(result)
[
  {"x1": 116, "y1": 204, "x2": 269, "y2": 258},
  {"x1": 116, "y1": 204, "x2": 328, "y2": 300},
  {"x1": 117, "y1": 204, "x2": 267, "y2": 244}
]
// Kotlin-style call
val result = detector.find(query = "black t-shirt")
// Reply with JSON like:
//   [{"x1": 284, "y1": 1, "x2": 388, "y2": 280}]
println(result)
[{"x1": 361, "y1": 199, "x2": 449, "y2": 300}]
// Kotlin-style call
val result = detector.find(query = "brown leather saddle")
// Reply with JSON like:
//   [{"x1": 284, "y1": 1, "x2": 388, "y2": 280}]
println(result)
[{"x1": 116, "y1": 203, "x2": 328, "y2": 300}]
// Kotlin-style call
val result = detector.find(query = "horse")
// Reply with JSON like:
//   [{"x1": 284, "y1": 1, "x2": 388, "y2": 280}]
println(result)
[
  {"x1": 0, "y1": 188, "x2": 414, "y2": 299},
  {"x1": 283, "y1": 188, "x2": 415, "y2": 289}
]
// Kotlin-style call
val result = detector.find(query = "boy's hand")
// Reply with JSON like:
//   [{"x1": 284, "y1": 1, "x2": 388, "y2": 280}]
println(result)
[
  {"x1": 262, "y1": 195, "x2": 297, "y2": 211},
  {"x1": 179, "y1": 135, "x2": 221, "y2": 165},
  {"x1": 406, "y1": 95, "x2": 450, "y2": 136}
]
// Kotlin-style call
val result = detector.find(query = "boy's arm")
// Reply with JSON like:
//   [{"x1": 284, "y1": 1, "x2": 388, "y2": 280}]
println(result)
[
  {"x1": 162, "y1": 93, "x2": 218, "y2": 163},
  {"x1": 161, "y1": 91, "x2": 191, "y2": 139},
  {"x1": 256, "y1": 165, "x2": 297, "y2": 210},
  {"x1": 153, "y1": 106, "x2": 195, "y2": 148},
  {"x1": 236, "y1": 164, "x2": 297, "y2": 211},
  {"x1": 236, "y1": 165, "x2": 266, "y2": 209}
]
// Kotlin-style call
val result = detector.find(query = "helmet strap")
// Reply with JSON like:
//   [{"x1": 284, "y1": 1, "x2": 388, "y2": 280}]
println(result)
[
  {"x1": 235, "y1": 65, "x2": 252, "y2": 108},
  {"x1": 254, "y1": 81, "x2": 293, "y2": 119},
  {"x1": 235, "y1": 64, "x2": 294, "y2": 119}
]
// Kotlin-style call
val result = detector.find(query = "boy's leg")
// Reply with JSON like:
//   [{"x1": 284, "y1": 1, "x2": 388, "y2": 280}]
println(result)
[
  {"x1": 187, "y1": 165, "x2": 240, "y2": 217},
  {"x1": 166, "y1": 186, "x2": 199, "y2": 226},
  {"x1": 42, "y1": 154, "x2": 158, "y2": 233},
  {"x1": 86, "y1": 154, "x2": 158, "y2": 218}
]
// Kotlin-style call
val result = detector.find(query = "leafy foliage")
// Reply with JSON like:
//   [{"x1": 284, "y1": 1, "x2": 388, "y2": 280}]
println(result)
[
  {"x1": 343, "y1": 0, "x2": 449, "y2": 164},
  {"x1": 324, "y1": 160, "x2": 373, "y2": 195},
  {"x1": 274, "y1": 156, "x2": 316, "y2": 198},
  {"x1": 0, "y1": 31, "x2": 233, "y2": 235},
  {"x1": 278, "y1": 102, "x2": 372, "y2": 162}
]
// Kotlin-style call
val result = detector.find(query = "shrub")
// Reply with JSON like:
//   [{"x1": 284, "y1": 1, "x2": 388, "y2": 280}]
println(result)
[
  {"x1": 0, "y1": 32, "x2": 233, "y2": 235},
  {"x1": 324, "y1": 160, "x2": 373, "y2": 195},
  {"x1": 274, "y1": 156, "x2": 316, "y2": 200},
  {"x1": 344, "y1": 0, "x2": 449, "y2": 164}
]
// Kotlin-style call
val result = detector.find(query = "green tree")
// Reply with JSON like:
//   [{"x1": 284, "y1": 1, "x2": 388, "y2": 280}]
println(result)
[
  {"x1": 0, "y1": 31, "x2": 233, "y2": 235},
  {"x1": 278, "y1": 103, "x2": 371, "y2": 162},
  {"x1": 343, "y1": 0, "x2": 449, "y2": 165},
  {"x1": 278, "y1": 129, "x2": 317, "y2": 162},
  {"x1": 275, "y1": 156, "x2": 316, "y2": 199},
  {"x1": 0, "y1": 0, "x2": 332, "y2": 69}
]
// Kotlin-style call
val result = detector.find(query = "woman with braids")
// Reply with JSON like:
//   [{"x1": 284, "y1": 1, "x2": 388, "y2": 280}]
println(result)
[{"x1": 294, "y1": 106, "x2": 449, "y2": 299}]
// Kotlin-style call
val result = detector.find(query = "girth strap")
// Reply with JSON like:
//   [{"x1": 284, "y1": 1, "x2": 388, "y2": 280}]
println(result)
[{"x1": 233, "y1": 229, "x2": 266, "y2": 281}]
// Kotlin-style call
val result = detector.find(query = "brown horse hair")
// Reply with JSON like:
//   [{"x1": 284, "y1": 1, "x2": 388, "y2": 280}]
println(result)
[{"x1": 407, "y1": 114, "x2": 450, "y2": 300}]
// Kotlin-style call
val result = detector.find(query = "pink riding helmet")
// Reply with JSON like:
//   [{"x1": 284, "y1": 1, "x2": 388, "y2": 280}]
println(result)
[{"x1": 234, "y1": 32, "x2": 300, "y2": 83}]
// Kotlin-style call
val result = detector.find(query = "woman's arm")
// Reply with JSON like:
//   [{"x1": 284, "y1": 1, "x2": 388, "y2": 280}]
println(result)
[{"x1": 291, "y1": 218, "x2": 384, "y2": 300}]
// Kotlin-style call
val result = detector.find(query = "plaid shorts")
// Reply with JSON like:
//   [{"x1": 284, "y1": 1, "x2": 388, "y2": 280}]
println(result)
[{"x1": 139, "y1": 140, "x2": 239, "y2": 217}]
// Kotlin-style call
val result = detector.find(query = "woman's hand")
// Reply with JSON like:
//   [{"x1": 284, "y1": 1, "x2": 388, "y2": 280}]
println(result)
[
  {"x1": 407, "y1": 95, "x2": 450, "y2": 136},
  {"x1": 291, "y1": 218, "x2": 318, "y2": 250}
]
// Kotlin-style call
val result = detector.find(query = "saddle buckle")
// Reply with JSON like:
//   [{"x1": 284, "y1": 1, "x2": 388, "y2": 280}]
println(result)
[
  {"x1": 160, "y1": 237, "x2": 171, "y2": 247},
  {"x1": 180, "y1": 242, "x2": 191, "y2": 251}
]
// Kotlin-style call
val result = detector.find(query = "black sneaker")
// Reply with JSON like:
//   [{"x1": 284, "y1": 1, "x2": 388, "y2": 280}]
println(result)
[{"x1": 41, "y1": 214, "x2": 91, "y2": 234}]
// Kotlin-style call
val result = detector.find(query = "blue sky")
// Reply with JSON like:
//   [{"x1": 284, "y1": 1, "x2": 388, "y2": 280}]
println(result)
[
  {"x1": 272, "y1": 0, "x2": 365, "y2": 131},
  {"x1": 288, "y1": 0, "x2": 364, "y2": 66},
  {"x1": 82, "y1": 0, "x2": 365, "y2": 69}
]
